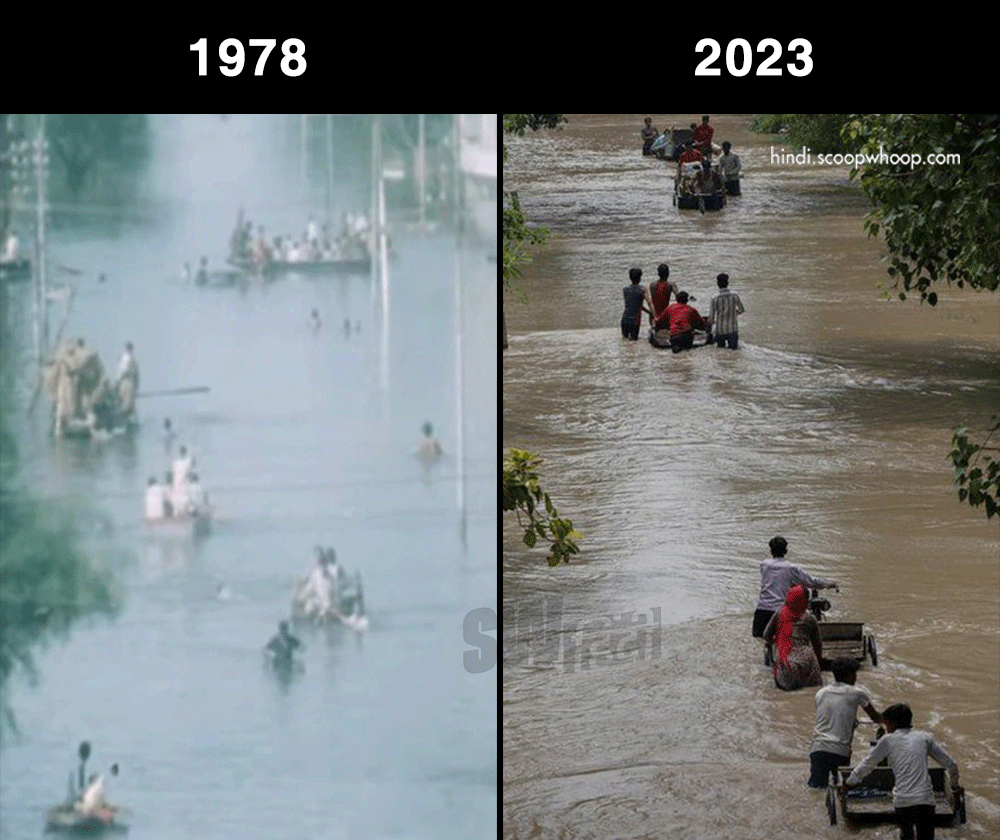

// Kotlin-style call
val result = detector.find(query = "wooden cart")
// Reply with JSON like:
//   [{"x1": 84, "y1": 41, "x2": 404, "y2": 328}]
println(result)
[
  {"x1": 826, "y1": 766, "x2": 965, "y2": 826},
  {"x1": 764, "y1": 590, "x2": 877, "y2": 669}
]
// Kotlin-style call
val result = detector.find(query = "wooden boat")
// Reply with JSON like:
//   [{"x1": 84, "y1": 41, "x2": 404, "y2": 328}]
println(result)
[
  {"x1": 145, "y1": 506, "x2": 213, "y2": 539},
  {"x1": 0, "y1": 257, "x2": 31, "y2": 282},
  {"x1": 60, "y1": 415, "x2": 138, "y2": 441},
  {"x1": 45, "y1": 804, "x2": 128, "y2": 834},
  {"x1": 227, "y1": 254, "x2": 371, "y2": 278},
  {"x1": 827, "y1": 766, "x2": 965, "y2": 826}
]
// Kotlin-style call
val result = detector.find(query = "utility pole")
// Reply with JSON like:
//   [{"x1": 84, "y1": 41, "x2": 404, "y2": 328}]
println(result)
[
  {"x1": 37, "y1": 114, "x2": 49, "y2": 352},
  {"x1": 325, "y1": 114, "x2": 334, "y2": 228},
  {"x1": 300, "y1": 113, "x2": 308, "y2": 187},
  {"x1": 454, "y1": 114, "x2": 467, "y2": 551},
  {"x1": 370, "y1": 115, "x2": 380, "y2": 298},
  {"x1": 418, "y1": 113, "x2": 426, "y2": 229}
]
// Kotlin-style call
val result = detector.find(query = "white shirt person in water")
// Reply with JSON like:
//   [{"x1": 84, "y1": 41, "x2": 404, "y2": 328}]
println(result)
[
  {"x1": 76, "y1": 763, "x2": 118, "y2": 817},
  {"x1": 172, "y1": 446, "x2": 194, "y2": 489},
  {"x1": 416, "y1": 421, "x2": 443, "y2": 463},
  {"x1": 144, "y1": 476, "x2": 166, "y2": 520}
]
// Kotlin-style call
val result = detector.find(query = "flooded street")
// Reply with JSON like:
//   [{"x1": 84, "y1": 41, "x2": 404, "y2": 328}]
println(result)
[
  {"x1": 503, "y1": 115, "x2": 999, "y2": 838},
  {"x1": 0, "y1": 116, "x2": 496, "y2": 839}
]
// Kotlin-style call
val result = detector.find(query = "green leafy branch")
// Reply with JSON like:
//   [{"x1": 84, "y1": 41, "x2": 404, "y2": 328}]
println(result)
[
  {"x1": 949, "y1": 416, "x2": 1000, "y2": 519},
  {"x1": 502, "y1": 449, "x2": 581, "y2": 566}
]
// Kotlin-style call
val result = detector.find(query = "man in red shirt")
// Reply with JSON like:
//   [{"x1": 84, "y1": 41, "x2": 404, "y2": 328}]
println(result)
[
  {"x1": 653, "y1": 291, "x2": 705, "y2": 352},
  {"x1": 678, "y1": 141, "x2": 703, "y2": 165},
  {"x1": 693, "y1": 115, "x2": 714, "y2": 155}
]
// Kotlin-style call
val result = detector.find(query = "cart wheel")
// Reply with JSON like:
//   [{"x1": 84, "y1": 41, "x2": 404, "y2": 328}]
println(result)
[
  {"x1": 764, "y1": 645, "x2": 772, "y2": 667},
  {"x1": 957, "y1": 787, "x2": 966, "y2": 824},
  {"x1": 826, "y1": 785, "x2": 837, "y2": 826},
  {"x1": 867, "y1": 635, "x2": 878, "y2": 667}
]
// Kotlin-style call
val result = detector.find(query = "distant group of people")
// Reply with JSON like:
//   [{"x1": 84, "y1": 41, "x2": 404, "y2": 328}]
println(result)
[
  {"x1": 144, "y1": 441, "x2": 207, "y2": 520},
  {"x1": 753, "y1": 537, "x2": 960, "y2": 839},
  {"x1": 620, "y1": 264, "x2": 745, "y2": 352},
  {"x1": 641, "y1": 116, "x2": 742, "y2": 197},
  {"x1": 229, "y1": 210, "x2": 371, "y2": 269}
]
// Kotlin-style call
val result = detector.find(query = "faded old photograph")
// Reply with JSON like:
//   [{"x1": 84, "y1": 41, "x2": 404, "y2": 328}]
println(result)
[{"x1": 0, "y1": 114, "x2": 497, "y2": 839}]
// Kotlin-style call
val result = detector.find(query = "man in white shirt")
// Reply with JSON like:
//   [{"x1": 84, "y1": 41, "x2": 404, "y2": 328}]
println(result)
[
  {"x1": 808, "y1": 658, "x2": 881, "y2": 788},
  {"x1": 707, "y1": 274, "x2": 745, "y2": 350},
  {"x1": 4, "y1": 231, "x2": 19, "y2": 261},
  {"x1": 115, "y1": 342, "x2": 139, "y2": 417},
  {"x1": 76, "y1": 763, "x2": 118, "y2": 817},
  {"x1": 144, "y1": 477, "x2": 166, "y2": 520},
  {"x1": 306, "y1": 214, "x2": 318, "y2": 245},
  {"x1": 187, "y1": 472, "x2": 206, "y2": 513},
  {"x1": 753, "y1": 535, "x2": 838, "y2": 638},
  {"x1": 172, "y1": 446, "x2": 193, "y2": 488},
  {"x1": 845, "y1": 704, "x2": 959, "y2": 840},
  {"x1": 718, "y1": 141, "x2": 742, "y2": 195},
  {"x1": 300, "y1": 547, "x2": 333, "y2": 618},
  {"x1": 417, "y1": 421, "x2": 443, "y2": 463}
]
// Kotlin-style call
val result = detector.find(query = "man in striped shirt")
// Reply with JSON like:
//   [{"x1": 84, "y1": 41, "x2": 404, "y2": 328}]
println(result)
[{"x1": 707, "y1": 273, "x2": 745, "y2": 349}]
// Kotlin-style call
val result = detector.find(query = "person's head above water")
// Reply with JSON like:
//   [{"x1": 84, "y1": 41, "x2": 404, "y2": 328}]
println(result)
[
  {"x1": 164, "y1": 417, "x2": 171, "y2": 430},
  {"x1": 881, "y1": 703, "x2": 913, "y2": 732},
  {"x1": 830, "y1": 658, "x2": 859, "y2": 685},
  {"x1": 423, "y1": 421, "x2": 433, "y2": 437},
  {"x1": 278, "y1": 620, "x2": 290, "y2": 635},
  {"x1": 148, "y1": 476, "x2": 157, "y2": 486},
  {"x1": 676, "y1": 291, "x2": 689, "y2": 304}
]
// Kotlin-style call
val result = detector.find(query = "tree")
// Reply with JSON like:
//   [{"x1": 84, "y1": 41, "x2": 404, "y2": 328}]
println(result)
[
  {"x1": 503, "y1": 450, "x2": 581, "y2": 566},
  {"x1": 842, "y1": 113, "x2": 999, "y2": 303},
  {"x1": 749, "y1": 114, "x2": 854, "y2": 154},
  {"x1": 502, "y1": 115, "x2": 580, "y2": 561},
  {"x1": 0, "y1": 310, "x2": 124, "y2": 735},
  {"x1": 47, "y1": 114, "x2": 151, "y2": 200},
  {"x1": 949, "y1": 422, "x2": 1000, "y2": 519}
]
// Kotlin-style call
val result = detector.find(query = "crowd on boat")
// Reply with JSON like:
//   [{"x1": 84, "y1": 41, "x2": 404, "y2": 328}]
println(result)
[
  {"x1": 44, "y1": 339, "x2": 139, "y2": 437},
  {"x1": 229, "y1": 209, "x2": 372, "y2": 269},
  {"x1": 640, "y1": 116, "x2": 743, "y2": 204},
  {"x1": 144, "y1": 442, "x2": 209, "y2": 521},
  {"x1": 619, "y1": 264, "x2": 745, "y2": 352}
]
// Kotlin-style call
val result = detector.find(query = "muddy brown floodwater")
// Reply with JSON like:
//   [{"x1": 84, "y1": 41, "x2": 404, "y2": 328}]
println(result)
[{"x1": 503, "y1": 114, "x2": 999, "y2": 839}]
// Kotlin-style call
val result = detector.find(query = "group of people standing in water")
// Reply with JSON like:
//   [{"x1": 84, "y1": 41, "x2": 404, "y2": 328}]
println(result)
[
  {"x1": 619, "y1": 263, "x2": 745, "y2": 352},
  {"x1": 753, "y1": 536, "x2": 961, "y2": 839}
]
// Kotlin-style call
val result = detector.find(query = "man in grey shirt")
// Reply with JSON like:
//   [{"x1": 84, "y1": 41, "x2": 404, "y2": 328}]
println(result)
[
  {"x1": 753, "y1": 535, "x2": 838, "y2": 638},
  {"x1": 808, "y1": 658, "x2": 881, "y2": 787},
  {"x1": 846, "y1": 703, "x2": 960, "y2": 840}
]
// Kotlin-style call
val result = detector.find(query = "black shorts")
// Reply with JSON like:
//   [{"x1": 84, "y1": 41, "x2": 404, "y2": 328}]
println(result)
[
  {"x1": 752, "y1": 608, "x2": 774, "y2": 638},
  {"x1": 809, "y1": 750, "x2": 849, "y2": 788},
  {"x1": 725, "y1": 179, "x2": 741, "y2": 196},
  {"x1": 621, "y1": 317, "x2": 640, "y2": 341}
]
